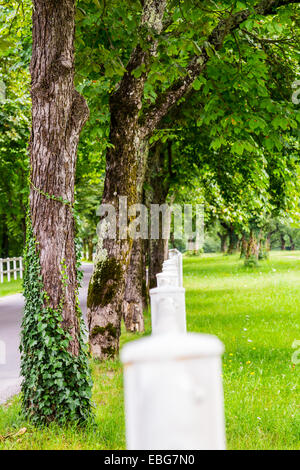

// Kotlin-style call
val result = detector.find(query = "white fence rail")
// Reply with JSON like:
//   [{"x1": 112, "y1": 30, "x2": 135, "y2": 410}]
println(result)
[
  {"x1": 0, "y1": 257, "x2": 23, "y2": 283},
  {"x1": 122, "y1": 249, "x2": 226, "y2": 450}
]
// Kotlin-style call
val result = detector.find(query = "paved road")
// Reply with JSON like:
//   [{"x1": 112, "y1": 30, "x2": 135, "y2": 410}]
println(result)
[{"x1": 0, "y1": 263, "x2": 93, "y2": 404}]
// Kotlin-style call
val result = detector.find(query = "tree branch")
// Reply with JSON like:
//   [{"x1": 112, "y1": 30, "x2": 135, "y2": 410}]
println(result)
[
  {"x1": 141, "y1": 0, "x2": 300, "y2": 136},
  {"x1": 110, "y1": 0, "x2": 167, "y2": 115}
]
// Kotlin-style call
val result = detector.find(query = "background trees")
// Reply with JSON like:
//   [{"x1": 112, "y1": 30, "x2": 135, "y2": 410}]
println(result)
[
  {"x1": 0, "y1": 1, "x2": 31, "y2": 257},
  {"x1": 73, "y1": 0, "x2": 300, "y2": 359}
]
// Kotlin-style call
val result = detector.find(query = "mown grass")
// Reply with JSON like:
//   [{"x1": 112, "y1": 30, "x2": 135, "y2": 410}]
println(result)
[
  {"x1": 0, "y1": 277, "x2": 23, "y2": 297},
  {"x1": 0, "y1": 251, "x2": 299, "y2": 449}
]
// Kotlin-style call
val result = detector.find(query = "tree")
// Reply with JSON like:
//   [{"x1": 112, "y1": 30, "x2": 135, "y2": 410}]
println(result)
[
  {"x1": 86, "y1": 0, "x2": 167, "y2": 359},
  {"x1": 20, "y1": 0, "x2": 92, "y2": 424}
]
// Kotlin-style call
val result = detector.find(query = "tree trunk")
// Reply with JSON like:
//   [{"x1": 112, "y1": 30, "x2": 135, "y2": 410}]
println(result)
[
  {"x1": 280, "y1": 233, "x2": 286, "y2": 251},
  {"x1": 82, "y1": 238, "x2": 88, "y2": 259},
  {"x1": 218, "y1": 232, "x2": 228, "y2": 253},
  {"x1": 147, "y1": 143, "x2": 170, "y2": 289},
  {"x1": 87, "y1": 123, "x2": 148, "y2": 358},
  {"x1": 227, "y1": 225, "x2": 238, "y2": 254},
  {"x1": 29, "y1": 0, "x2": 89, "y2": 356},
  {"x1": 240, "y1": 233, "x2": 248, "y2": 258},
  {"x1": 245, "y1": 230, "x2": 259, "y2": 264},
  {"x1": 288, "y1": 234, "x2": 295, "y2": 250},
  {"x1": 0, "y1": 217, "x2": 9, "y2": 258},
  {"x1": 123, "y1": 238, "x2": 145, "y2": 332},
  {"x1": 142, "y1": 238, "x2": 149, "y2": 310},
  {"x1": 149, "y1": 238, "x2": 168, "y2": 289},
  {"x1": 88, "y1": 236, "x2": 94, "y2": 262}
]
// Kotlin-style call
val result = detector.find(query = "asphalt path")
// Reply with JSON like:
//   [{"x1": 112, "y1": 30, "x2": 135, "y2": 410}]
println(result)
[{"x1": 0, "y1": 263, "x2": 93, "y2": 404}]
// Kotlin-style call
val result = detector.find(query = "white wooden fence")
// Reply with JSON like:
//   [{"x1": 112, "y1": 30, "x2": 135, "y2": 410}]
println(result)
[
  {"x1": 0, "y1": 257, "x2": 23, "y2": 283},
  {"x1": 121, "y1": 248, "x2": 226, "y2": 450}
]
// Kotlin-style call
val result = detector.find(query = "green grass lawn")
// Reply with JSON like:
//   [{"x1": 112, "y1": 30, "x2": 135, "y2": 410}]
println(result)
[
  {"x1": 0, "y1": 278, "x2": 23, "y2": 297},
  {"x1": 0, "y1": 251, "x2": 299, "y2": 449}
]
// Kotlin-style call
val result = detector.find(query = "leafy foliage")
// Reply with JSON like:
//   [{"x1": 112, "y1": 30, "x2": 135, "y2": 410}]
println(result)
[{"x1": 20, "y1": 219, "x2": 93, "y2": 425}]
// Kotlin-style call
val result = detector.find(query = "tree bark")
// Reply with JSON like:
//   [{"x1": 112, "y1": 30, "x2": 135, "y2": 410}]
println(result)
[
  {"x1": 288, "y1": 234, "x2": 295, "y2": 250},
  {"x1": 29, "y1": 0, "x2": 89, "y2": 356},
  {"x1": 87, "y1": 0, "x2": 167, "y2": 359},
  {"x1": 227, "y1": 225, "x2": 238, "y2": 254},
  {"x1": 88, "y1": 235, "x2": 94, "y2": 262},
  {"x1": 280, "y1": 233, "x2": 286, "y2": 250},
  {"x1": 240, "y1": 233, "x2": 248, "y2": 258},
  {"x1": 245, "y1": 230, "x2": 259, "y2": 262},
  {"x1": 217, "y1": 231, "x2": 228, "y2": 253},
  {"x1": 147, "y1": 143, "x2": 171, "y2": 288}
]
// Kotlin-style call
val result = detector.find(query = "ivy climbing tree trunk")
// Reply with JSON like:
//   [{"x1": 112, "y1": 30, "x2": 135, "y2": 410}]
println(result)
[
  {"x1": 29, "y1": 0, "x2": 89, "y2": 355},
  {"x1": 21, "y1": 0, "x2": 92, "y2": 424}
]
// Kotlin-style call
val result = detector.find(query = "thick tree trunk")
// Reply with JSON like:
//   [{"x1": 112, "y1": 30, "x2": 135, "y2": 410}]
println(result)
[
  {"x1": 280, "y1": 233, "x2": 286, "y2": 251},
  {"x1": 87, "y1": 1, "x2": 167, "y2": 359},
  {"x1": 240, "y1": 233, "x2": 248, "y2": 258},
  {"x1": 88, "y1": 236, "x2": 94, "y2": 262},
  {"x1": 29, "y1": 0, "x2": 89, "y2": 355},
  {"x1": 82, "y1": 238, "x2": 88, "y2": 259},
  {"x1": 227, "y1": 225, "x2": 238, "y2": 254},
  {"x1": 147, "y1": 143, "x2": 170, "y2": 289},
  {"x1": 288, "y1": 234, "x2": 295, "y2": 250},
  {"x1": 218, "y1": 232, "x2": 228, "y2": 253},
  {"x1": 245, "y1": 230, "x2": 259, "y2": 264},
  {"x1": 87, "y1": 124, "x2": 148, "y2": 358}
]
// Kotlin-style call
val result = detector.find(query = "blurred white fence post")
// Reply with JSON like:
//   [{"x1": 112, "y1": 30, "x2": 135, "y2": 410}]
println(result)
[
  {"x1": 122, "y1": 247, "x2": 226, "y2": 449},
  {"x1": 121, "y1": 333, "x2": 226, "y2": 450},
  {"x1": 168, "y1": 248, "x2": 183, "y2": 287},
  {"x1": 0, "y1": 340, "x2": 6, "y2": 365},
  {"x1": 156, "y1": 271, "x2": 179, "y2": 288},
  {"x1": 0, "y1": 257, "x2": 23, "y2": 283},
  {"x1": 150, "y1": 286, "x2": 186, "y2": 334}
]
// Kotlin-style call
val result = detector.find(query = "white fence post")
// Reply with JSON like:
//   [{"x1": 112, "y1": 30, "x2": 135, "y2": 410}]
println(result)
[
  {"x1": 168, "y1": 249, "x2": 183, "y2": 287},
  {"x1": 150, "y1": 286, "x2": 186, "y2": 335},
  {"x1": 6, "y1": 259, "x2": 10, "y2": 282},
  {"x1": 0, "y1": 340, "x2": 6, "y2": 365},
  {"x1": 122, "y1": 247, "x2": 226, "y2": 449},
  {"x1": 0, "y1": 257, "x2": 24, "y2": 283},
  {"x1": 121, "y1": 333, "x2": 226, "y2": 450},
  {"x1": 13, "y1": 258, "x2": 17, "y2": 280},
  {"x1": 19, "y1": 257, "x2": 23, "y2": 279}
]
